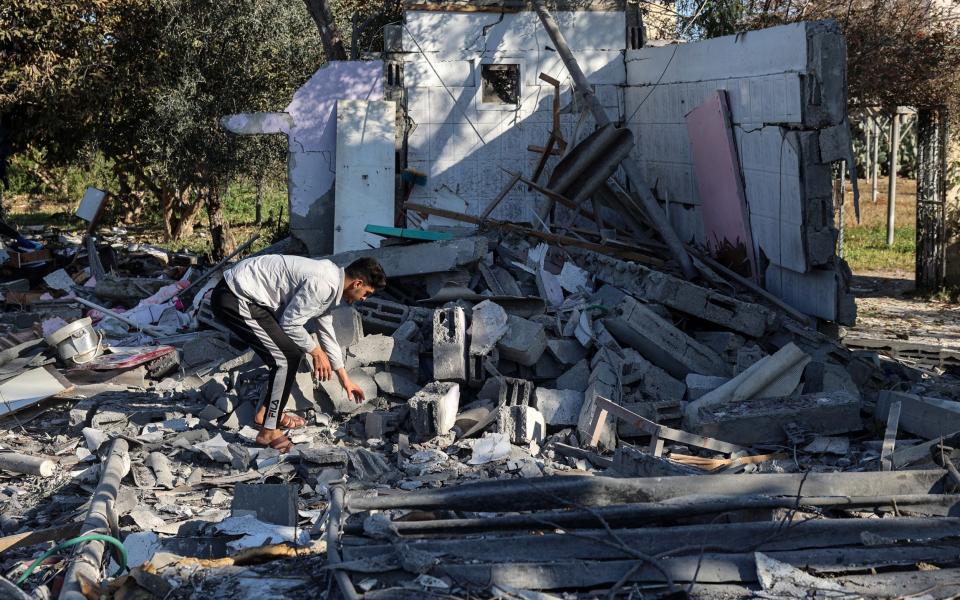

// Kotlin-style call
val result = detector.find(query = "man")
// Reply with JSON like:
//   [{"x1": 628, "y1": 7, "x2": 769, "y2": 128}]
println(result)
[{"x1": 211, "y1": 254, "x2": 386, "y2": 452}]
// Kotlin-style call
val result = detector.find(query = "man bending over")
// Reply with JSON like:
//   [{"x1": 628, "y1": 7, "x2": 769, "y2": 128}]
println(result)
[{"x1": 211, "y1": 254, "x2": 386, "y2": 452}]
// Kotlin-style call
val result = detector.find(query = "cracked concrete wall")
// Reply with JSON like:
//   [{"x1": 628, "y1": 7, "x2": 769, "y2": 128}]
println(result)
[
  {"x1": 402, "y1": 9, "x2": 626, "y2": 224},
  {"x1": 624, "y1": 21, "x2": 855, "y2": 324}
]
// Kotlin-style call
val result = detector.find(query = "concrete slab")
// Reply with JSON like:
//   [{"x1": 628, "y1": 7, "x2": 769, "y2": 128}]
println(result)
[
  {"x1": 876, "y1": 391, "x2": 960, "y2": 441},
  {"x1": 693, "y1": 391, "x2": 862, "y2": 445},
  {"x1": 231, "y1": 483, "x2": 298, "y2": 527},
  {"x1": 349, "y1": 334, "x2": 419, "y2": 371}
]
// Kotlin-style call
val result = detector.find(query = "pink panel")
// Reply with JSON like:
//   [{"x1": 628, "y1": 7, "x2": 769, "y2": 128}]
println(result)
[{"x1": 686, "y1": 90, "x2": 757, "y2": 281}]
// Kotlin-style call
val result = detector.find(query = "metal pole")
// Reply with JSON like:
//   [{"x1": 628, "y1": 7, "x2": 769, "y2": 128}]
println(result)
[
  {"x1": 887, "y1": 112, "x2": 901, "y2": 246},
  {"x1": 532, "y1": 0, "x2": 696, "y2": 280},
  {"x1": 60, "y1": 439, "x2": 129, "y2": 600},
  {"x1": 327, "y1": 485, "x2": 360, "y2": 600},
  {"x1": 872, "y1": 116, "x2": 881, "y2": 203},
  {"x1": 864, "y1": 117, "x2": 872, "y2": 180}
]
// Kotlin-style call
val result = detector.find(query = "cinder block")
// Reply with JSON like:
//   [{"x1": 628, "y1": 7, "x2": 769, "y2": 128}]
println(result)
[
  {"x1": 432, "y1": 306, "x2": 467, "y2": 381},
  {"x1": 373, "y1": 369, "x2": 420, "y2": 398},
  {"x1": 317, "y1": 368, "x2": 377, "y2": 414},
  {"x1": 497, "y1": 315, "x2": 547, "y2": 366},
  {"x1": 408, "y1": 382, "x2": 460, "y2": 439},
  {"x1": 533, "y1": 388, "x2": 584, "y2": 426},
  {"x1": 496, "y1": 405, "x2": 546, "y2": 447},
  {"x1": 231, "y1": 483, "x2": 298, "y2": 526},
  {"x1": 577, "y1": 360, "x2": 620, "y2": 450},
  {"x1": 355, "y1": 298, "x2": 411, "y2": 334},
  {"x1": 498, "y1": 377, "x2": 534, "y2": 407},
  {"x1": 685, "y1": 374, "x2": 729, "y2": 400},
  {"x1": 546, "y1": 338, "x2": 588, "y2": 366},
  {"x1": 621, "y1": 349, "x2": 687, "y2": 402},
  {"x1": 349, "y1": 334, "x2": 419, "y2": 371},
  {"x1": 603, "y1": 295, "x2": 729, "y2": 379}
]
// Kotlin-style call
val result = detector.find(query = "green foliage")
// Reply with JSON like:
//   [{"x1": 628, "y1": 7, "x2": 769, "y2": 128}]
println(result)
[{"x1": 2, "y1": 0, "x2": 322, "y2": 242}]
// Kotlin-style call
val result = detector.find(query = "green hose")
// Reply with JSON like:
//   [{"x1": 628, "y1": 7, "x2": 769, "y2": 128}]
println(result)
[{"x1": 16, "y1": 533, "x2": 127, "y2": 587}]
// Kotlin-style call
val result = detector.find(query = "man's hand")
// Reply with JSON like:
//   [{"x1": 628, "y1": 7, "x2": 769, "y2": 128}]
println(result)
[
  {"x1": 342, "y1": 376, "x2": 366, "y2": 404},
  {"x1": 310, "y1": 347, "x2": 332, "y2": 381}
]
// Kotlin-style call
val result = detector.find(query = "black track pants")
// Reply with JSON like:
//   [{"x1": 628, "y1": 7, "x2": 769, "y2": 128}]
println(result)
[{"x1": 210, "y1": 280, "x2": 302, "y2": 430}]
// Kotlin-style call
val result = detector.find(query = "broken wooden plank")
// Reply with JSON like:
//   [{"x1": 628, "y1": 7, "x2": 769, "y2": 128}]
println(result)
[
  {"x1": 880, "y1": 399, "x2": 902, "y2": 471},
  {"x1": 0, "y1": 522, "x2": 83, "y2": 555},
  {"x1": 590, "y1": 396, "x2": 744, "y2": 455}
]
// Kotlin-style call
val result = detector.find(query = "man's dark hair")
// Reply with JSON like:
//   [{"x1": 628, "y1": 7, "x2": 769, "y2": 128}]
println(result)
[{"x1": 345, "y1": 257, "x2": 387, "y2": 289}]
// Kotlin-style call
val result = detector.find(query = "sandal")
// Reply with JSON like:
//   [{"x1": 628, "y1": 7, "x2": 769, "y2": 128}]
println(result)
[
  {"x1": 263, "y1": 434, "x2": 294, "y2": 454},
  {"x1": 254, "y1": 412, "x2": 307, "y2": 430}
]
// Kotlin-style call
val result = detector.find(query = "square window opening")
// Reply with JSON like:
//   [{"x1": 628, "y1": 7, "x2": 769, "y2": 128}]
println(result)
[{"x1": 481, "y1": 63, "x2": 520, "y2": 104}]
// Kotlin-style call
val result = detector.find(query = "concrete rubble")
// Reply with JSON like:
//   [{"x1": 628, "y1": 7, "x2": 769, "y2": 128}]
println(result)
[{"x1": 1, "y1": 7, "x2": 960, "y2": 600}]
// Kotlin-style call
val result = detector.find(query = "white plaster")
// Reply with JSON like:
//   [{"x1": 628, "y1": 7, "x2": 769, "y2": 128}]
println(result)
[{"x1": 334, "y1": 100, "x2": 396, "y2": 252}]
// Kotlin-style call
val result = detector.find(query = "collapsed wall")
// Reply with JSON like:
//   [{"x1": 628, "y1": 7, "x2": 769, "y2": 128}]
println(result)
[
  {"x1": 399, "y1": 6, "x2": 855, "y2": 324},
  {"x1": 625, "y1": 21, "x2": 856, "y2": 324}
]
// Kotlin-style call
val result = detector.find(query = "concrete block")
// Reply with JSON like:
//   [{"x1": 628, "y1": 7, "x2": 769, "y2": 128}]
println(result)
[
  {"x1": 331, "y1": 305, "x2": 363, "y2": 349},
  {"x1": 355, "y1": 297, "x2": 410, "y2": 334},
  {"x1": 617, "y1": 400, "x2": 683, "y2": 437},
  {"x1": 611, "y1": 446, "x2": 701, "y2": 477},
  {"x1": 621, "y1": 349, "x2": 687, "y2": 401},
  {"x1": 533, "y1": 388, "x2": 584, "y2": 426},
  {"x1": 231, "y1": 483, "x2": 298, "y2": 526},
  {"x1": 432, "y1": 307, "x2": 467, "y2": 382},
  {"x1": 469, "y1": 300, "x2": 509, "y2": 356},
  {"x1": 329, "y1": 235, "x2": 487, "y2": 278},
  {"x1": 496, "y1": 405, "x2": 546, "y2": 448},
  {"x1": 373, "y1": 369, "x2": 420, "y2": 398},
  {"x1": 685, "y1": 374, "x2": 729, "y2": 400},
  {"x1": 533, "y1": 353, "x2": 565, "y2": 380},
  {"x1": 546, "y1": 338, "x2": 588, "y2": 366},
  {"x1": 198, "y1": 404, "x2": 226, "y2": 422},
  {"x1": 556, "y1": 359, "x2": 590, "y2": 392},
  {"x1": 392, "y1": 320, "x2": 420, "y2": 342},
  {"x1": 200, "y1": 374, "x2": 229, "y2": 403},
  {"x1": 497, "y1": 315, "x2": 547, "y2": 366},
  {"x1": 408, "y1": 382, "x2": 460, "y2": 439},
  {"x1": 603, "y1": 295, "x2": 729, "y2": 379},
  {"x1": 317, "y1": 368, "x2": 378, "y2": 414},
  {"x1": 349, "y1": 334, "x2": 419, "y2": 371},
  {"x1": 577, "y1": 360, "x2": 620, "y2": 450},
  {"x1": 875, "y1": 391, "x2": 960, "y2": 440},
  {"x1": 577, "y1": 253, "x2": 777, "y2": 337},
  {"x1": 693, "y1": 391, "x2": 862, "y2": 445},
  {"x1": 499, "y1": 377, "x2": 534, "y2": 407}
]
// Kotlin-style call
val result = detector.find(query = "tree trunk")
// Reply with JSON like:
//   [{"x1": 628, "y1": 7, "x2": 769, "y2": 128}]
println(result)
[
  {"x1": 162, "y1": 185, "x2": 203, "y2": 241},
  {"x1": 301, "y1": 0, "x2": 348, "y2": 60},
  {"x1": 206, "y1": 183, "x2": 234, "y2": 261}
]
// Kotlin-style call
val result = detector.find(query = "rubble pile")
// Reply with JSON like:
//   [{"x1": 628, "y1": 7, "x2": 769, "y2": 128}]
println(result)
[{"x1": 1, "y1": 220, "x2": 960, "y2": 599}]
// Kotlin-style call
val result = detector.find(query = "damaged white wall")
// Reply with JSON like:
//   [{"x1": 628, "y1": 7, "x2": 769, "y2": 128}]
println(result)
[
  {"x1": 400, "y1": 14, "x2": 855, "y2": 323},
  {"x1": 402, "y1": 8, "x2": 626, "y2": 224},
  {"x1": 625, "y1": 22, "x2": 855, "y2": 323}
]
